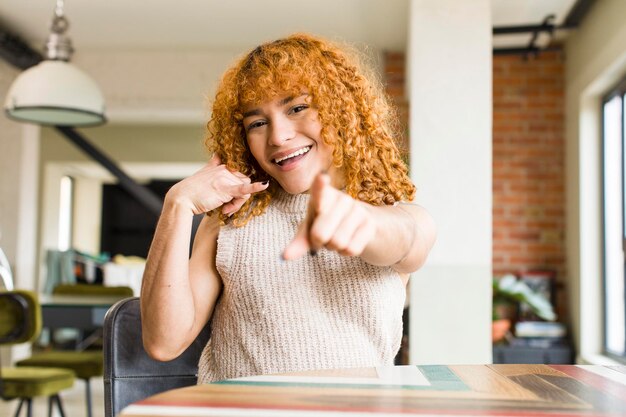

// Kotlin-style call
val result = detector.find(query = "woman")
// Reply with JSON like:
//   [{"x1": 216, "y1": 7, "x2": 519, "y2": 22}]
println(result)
[{"x1": 140, "y1": 33, "x2": 436, "y2": 383}]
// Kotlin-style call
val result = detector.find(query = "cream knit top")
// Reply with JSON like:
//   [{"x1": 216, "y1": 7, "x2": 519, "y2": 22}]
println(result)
[{"x1": 197, "y1": 189, "x2": 406, "y2": 383}]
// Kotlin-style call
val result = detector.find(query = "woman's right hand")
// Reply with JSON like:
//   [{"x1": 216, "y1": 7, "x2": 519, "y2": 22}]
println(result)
[{"x1": 166, "y1": 154, "x2": 269, "y2": 216}]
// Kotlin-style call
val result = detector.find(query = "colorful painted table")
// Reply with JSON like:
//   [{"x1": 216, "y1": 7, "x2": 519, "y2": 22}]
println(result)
[{"x1": 120, "y1": 364, "x2": 626, "y2": 417}]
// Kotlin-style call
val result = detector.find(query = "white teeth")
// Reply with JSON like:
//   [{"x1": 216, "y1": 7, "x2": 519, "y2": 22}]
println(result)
[{"x1": 274, "y1": 146, "x2": 311, "y2": 164}]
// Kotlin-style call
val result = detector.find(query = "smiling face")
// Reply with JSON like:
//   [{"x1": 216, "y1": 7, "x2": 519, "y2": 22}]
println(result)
[
  {"x1": 206, "y1": 34, "x2": 415, "y2": 226},
  {"x1": 242, "y1": 93, "x2": 342, "y2": 194}
]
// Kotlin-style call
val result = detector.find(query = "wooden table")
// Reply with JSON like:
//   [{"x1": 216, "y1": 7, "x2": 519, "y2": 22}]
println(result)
[{"x1": 120, "y1": 364, "x2": 626, "y2": 417}]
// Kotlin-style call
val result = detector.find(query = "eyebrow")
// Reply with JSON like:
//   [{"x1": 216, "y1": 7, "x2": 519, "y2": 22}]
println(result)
[{"x1": 242, "y1": 94, "x2": 306, "y2": 119}]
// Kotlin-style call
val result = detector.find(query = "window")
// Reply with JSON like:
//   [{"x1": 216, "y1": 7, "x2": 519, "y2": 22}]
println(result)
[
  {"x1": 58, "y1": 175, "x2": 74, "y2": 251},
  {"x1": 602, "y1": 78, "x2": 626, "y2": 360}
]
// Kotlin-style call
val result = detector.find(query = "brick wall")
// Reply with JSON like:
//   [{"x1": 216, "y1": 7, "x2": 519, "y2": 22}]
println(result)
[
  {"x1": 492, "y1": 51, "x2": 566, "y2": 318},
  {"x1": 383, "y1": 52, "x2": 410, "y2": 156},
  {"x1": 383, "y1": 50, "x2": 567, "y2": 318}
]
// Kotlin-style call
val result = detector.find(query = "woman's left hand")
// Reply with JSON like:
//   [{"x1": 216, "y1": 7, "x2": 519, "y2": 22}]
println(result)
[{"x1": 282, "y1": 172, "x2": 377, "y2": 260}]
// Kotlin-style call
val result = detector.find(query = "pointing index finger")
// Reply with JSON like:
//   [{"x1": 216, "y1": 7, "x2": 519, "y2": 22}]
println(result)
[{"x1": 311, "y1": 171, "x2": 331, "y2": 214}]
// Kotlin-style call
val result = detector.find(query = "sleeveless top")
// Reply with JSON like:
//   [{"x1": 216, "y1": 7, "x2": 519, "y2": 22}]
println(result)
[{"x1": 197, "y1": 190, "x2": 406, "y2": 383}]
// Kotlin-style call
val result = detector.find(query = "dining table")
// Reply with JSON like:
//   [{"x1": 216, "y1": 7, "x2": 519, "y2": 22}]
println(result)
[
  {"x1": 39, "y1": 293, "x2": 129, "y2": 349},
  {"x1": 40, "y1": 293, "x2": 129, "y2": 329},
  {"x1": 119, "y1": 364, "x2": 626, "y2": 417}
]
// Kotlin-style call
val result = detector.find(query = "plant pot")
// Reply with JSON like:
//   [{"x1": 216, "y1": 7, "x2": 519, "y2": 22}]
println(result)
[{"x1": 492, "y1": 319, "x2": 511, "y2": 343}]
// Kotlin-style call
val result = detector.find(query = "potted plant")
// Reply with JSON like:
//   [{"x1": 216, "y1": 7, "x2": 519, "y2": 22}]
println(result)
[{"x1": 492, "y1": 274, "x2": 556, "y2": 343}]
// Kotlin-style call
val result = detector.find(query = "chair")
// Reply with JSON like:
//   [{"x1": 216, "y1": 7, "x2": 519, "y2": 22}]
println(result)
[
  {"x1": 103, "y1": 297, "x2": 210, "y2": 417},
  {"x1": 0, "y1": 246, "x2": 14, "y2": 290},
  {"x1": 50, "y1": 284, "x2": 135, "y2": 298},
  {"x1": 0, "y1": 290, "x2": 75, "y2": 417},
  {"x1": 15, "y1": 284, "x2": 134, "y2": 417}
]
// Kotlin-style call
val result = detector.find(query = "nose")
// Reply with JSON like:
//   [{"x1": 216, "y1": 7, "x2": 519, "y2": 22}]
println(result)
[{"x1": 268, "y1": 115, "x2": 295, "y2": 146}]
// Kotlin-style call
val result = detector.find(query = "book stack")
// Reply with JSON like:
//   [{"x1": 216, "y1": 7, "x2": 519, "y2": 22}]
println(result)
[{"x1": 511, "y1": 321, "x2": 568, "y2": 348}]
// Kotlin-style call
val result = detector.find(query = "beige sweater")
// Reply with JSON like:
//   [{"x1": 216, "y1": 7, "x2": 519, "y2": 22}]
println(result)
[{"x1": 197, "y1": 190, "x2": 406, "y2": 383}]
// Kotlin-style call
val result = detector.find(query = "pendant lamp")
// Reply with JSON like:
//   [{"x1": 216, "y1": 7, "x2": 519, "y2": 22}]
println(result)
[{"x1": 4, "y1": 0, "x2": 106, "y2": 126}]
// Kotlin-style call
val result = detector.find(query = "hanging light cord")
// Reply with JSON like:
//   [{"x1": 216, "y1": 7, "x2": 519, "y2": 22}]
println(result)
[
  {"x1": 55, "y1": 0, "x2": 65, "y2": 18},
  {"x1": 46, "y1": 0, "x2": 72, "y2": 60},
  {"x1": 51, "y1": 0, "x2": 69, "y2": 36}
]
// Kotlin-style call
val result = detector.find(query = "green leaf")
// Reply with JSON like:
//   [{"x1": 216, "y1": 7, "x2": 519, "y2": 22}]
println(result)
[{"x1": 493, "y1": 274, "x2": 556, "y2": 321}]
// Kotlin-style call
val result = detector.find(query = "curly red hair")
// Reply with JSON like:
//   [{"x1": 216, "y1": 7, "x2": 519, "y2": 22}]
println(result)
[{"x1": 205, "y1": 33, "x2": 415, "y2": 226}]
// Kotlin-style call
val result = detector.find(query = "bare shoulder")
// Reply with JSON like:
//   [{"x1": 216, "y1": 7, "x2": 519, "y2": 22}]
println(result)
[{"x1": 397, "y1": 201, "x2": 428, "y2": 213}]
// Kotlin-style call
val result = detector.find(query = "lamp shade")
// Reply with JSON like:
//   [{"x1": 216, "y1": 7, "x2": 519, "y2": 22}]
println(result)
[{"x1": 4, "y1": 60, "x2": 106, "y2": 127}]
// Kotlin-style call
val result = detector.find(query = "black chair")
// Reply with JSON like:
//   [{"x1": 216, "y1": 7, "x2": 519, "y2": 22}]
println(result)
[{"x1": 103, "y1": 297, "x2": 211, "y2": 417}]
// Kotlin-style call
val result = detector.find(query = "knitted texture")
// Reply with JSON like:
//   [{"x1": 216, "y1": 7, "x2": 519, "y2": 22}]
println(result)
[{"x1": 197, "y1": 190, "x2": 406, "y2": 383}]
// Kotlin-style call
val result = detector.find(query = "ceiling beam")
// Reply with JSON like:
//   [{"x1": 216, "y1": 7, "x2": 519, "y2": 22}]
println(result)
[
  {"x1": 55, "y1": 127, "x2": 164, "y2": 216},
  {"x1": 493, "y1": 0, "x2": 597, "y2": 35},
  {"x1": 0, "y1": 28, "x2": 42, "y2": 69},
  {"x1": 493, "y1": 23, "x2": 553, "y2": 35},
  {"x1": 562, "y1": 0, "x2": 597, "y2": 28},
  {"x1": 492, "y1": 0, "x2": 597, "y2": 57}
]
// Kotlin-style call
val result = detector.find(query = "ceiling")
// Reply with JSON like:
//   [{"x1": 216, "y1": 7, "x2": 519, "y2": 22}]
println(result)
[{"x1": 0, "y1": 0, "x2": 581, "y2": 54}]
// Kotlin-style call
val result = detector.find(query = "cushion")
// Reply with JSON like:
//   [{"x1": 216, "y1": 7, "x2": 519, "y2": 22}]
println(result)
[
  {"x1": 53, "y1": 284, "x2": 133, "y2": 297},
  {"x1": 16, "y1": 351, "x2": 103, "y2": 379},
  {"x1": 0, "y1": 367, "x2": 74, "y2": 399}
]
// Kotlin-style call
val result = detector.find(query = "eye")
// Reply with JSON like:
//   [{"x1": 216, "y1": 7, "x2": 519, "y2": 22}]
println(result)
[
  {"x1": 246, "y1": 119, "x2": 267, "y2": 131},
  {"x1": 289, "y1": 104, "x2": 309, "y2": 114}
]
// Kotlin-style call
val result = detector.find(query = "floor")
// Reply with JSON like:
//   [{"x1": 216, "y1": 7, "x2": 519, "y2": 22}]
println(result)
[{"x1": 0, "y1": 377, "x2": 105, "y2": 417}]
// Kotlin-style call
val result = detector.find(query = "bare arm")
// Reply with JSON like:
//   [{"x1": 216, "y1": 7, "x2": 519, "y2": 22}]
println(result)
[
  {"x1": 140, "y1": 155, "x2": 268, "y2": 361},
  {"x1": 140, "y1": 207, "x2": 221, "y2": 361},
  {"x1": 359, "y1": 202, "x2": 436, "y2": 274},
  {"x1": 283, "y1": 173, "x2": 436, "y2": 275}
]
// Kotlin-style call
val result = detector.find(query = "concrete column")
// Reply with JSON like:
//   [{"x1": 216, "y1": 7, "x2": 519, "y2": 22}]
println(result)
[{"x1": 407, "y1": 0, "x2": 493, "y2": 363}]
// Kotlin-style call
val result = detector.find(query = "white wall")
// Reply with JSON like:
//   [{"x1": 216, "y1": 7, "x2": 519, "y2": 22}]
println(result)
[
  {"x1": 74, "y1": 50, "x2": 240, "y2": 125},
  {"x1": 407, "y1": 0, "x2": 493, "y2": 364},
  {"x1": 564, "y1": 0, "x2": 626, "y2": 364},
  {"x1": 72, "y1": 175, "x2": 104, "y2": 254},
  {"x1": 0, "y1": 60, "x2": 39, "y2": 291}
]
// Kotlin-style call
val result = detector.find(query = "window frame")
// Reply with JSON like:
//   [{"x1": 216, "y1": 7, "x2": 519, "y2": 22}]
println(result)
[{"x1": 601, "y1": 76, "x2": 626, "y2": 363}]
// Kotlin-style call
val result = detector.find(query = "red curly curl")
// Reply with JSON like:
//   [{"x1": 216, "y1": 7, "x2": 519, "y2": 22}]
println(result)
[{"x1": 205, "y1": 33, "x2": 415, "y2": 226}]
